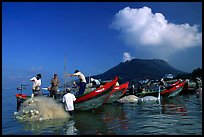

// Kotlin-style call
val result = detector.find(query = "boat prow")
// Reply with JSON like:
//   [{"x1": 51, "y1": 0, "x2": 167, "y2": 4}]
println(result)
[
  {"x1": 105, "y1": 82, "x2": 129, "y2": 104},
  {"x1": 74, "y1": 76, "x2": 118, "y2": 111}
]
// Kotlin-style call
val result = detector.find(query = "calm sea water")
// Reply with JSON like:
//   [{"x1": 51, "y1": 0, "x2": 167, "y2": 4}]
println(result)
[{"x1": 2, "y1": 87, "x2": 202, "y2": 135}]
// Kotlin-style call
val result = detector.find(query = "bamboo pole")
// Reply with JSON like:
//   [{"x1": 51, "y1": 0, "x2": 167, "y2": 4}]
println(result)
[{"x1": 64, "y1": 56, "x2": 67, "y2": 92}]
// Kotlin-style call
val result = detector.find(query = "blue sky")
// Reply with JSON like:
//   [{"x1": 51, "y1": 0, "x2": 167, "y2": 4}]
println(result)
[{"x1": 2, "y1": 2, "x2": 202, "y2": 88}]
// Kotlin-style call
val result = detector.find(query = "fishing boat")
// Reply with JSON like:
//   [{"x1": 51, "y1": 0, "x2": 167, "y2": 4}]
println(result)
[
  {"x1": 138, "y1": 86, "x2": 161, "y2": 103},
  {"x1": 16, "y1": 94, "x2": 29, "y2": 111},
  {"x1": 74, "y1": 76, "x2": 118, "y2": 111},
  {"x1": 136, "y1": 80, "x2": 186, "y2": 98},
  {"x1": 15, "y1": 86, "x2": 51, "y2": 111},
  {"x1": 135, "y1": 80, "x2": 179, "y2": 97},
  {"x1": 15, "y1": 76, "x2": 119, "y2": 111},
  {"x1": 184, "y1": 80, "x2": 197, "y2": 91},
  {"x1": 105, "y1": 82, "x2": 129, "y2": 104},
  {"x1": 182, "y1": 78, "x2": 202, "y2": 93},
  {"x1": 160, "y1": 80, "x2": 186, "y2": 97},
  {"x1": 16, "y1": 85, "x2": 30, "y2": 111}
]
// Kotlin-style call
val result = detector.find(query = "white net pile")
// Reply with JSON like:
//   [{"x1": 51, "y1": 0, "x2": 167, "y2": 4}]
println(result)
[{"x1": 14, "y1": 96, "x2": 70, "y2": 121}]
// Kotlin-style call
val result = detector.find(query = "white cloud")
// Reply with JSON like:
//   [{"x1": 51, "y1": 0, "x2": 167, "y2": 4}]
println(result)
[
  {"x1": 123, "y1": 52, "x2": 132, "y2": 62},
  {"x1": 110, "y1": 6, "x2": 202, "y2": 58}
]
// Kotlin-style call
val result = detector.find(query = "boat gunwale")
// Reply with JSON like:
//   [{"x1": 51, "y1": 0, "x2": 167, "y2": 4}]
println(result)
[{"x1": 74, "y1": 76, "x2": 118, "y2": 103}]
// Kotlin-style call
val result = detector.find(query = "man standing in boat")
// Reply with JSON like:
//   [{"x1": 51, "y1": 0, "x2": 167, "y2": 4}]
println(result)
[
  {"x1": 50, "y1": 73, "x2": 60, "y2": 99},
  {"x1": 66, "y1": 70, "x2": 86, "y2": 97},
  {"x1": 30, "y1": 74, "x2": 42, "y2": 97},
  {"x1": 159, "y1": 78, "x2": 166, "y2": 90}
]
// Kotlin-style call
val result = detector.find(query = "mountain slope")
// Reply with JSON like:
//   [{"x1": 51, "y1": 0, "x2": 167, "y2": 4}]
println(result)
[{"x1": 91, "y1": 58, "x2": 185, "y2": 84}]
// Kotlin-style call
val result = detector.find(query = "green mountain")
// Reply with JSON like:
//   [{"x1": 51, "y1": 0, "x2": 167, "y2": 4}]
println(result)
[{"x1": 90, "y1": 58, "x2": 186, "y2": 84}]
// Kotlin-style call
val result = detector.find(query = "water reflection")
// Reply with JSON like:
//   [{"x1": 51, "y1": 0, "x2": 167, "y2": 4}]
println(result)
[
  {"x1": 74, "y1": 111, "x2": 109, "y2": 135},
  {"x1": 161, "y1": 97, "x2": 187, "y2": 116},
  {"x1": 64, "y1": 119, "x2": 79, "y2": 135},
  {"x1": 98, "y1": 103, "x2": 129, "y2": 134},
  {"x1": 4, "y1": 87, "x2": 201, "y2": 135},
  {"x1": 196, "y1": 89, "x2": 202, "y2": 107},
  {"x1": 19, "y1": 117, "x2": 79, "y2": 135}
]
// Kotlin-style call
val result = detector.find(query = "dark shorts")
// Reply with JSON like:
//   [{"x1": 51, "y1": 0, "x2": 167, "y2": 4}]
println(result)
[
  {"x1": 77, "y1": 82, "x2": 86, "y2": 96},
  {"x1": 50, "y1": 90, "x2": 58, "y2": 99},
  {"x1": 33, "y1": 90, "x2": 42, "y2": 97},
  {"x1": 68, "y1": 110, "x2": 74, "y2": 116}
]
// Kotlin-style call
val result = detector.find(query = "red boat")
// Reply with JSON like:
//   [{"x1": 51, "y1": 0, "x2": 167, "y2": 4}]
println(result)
[
  {"x1": 74, "y1": 76, "x2": 118, "y2": 111},
  {"x1": 16, "y1": 93, "x2": 28, "y2": 99},
  {"x1": 105, "y1": 82, "x2": 129, "y2": 104},
  {"x1": 170, "y1": 80, "x2": 180, "y2": 86},
  {"x1": 160, "y1": 80, "x2": 187, "y2": 97},
  {"x1": 136, "y1": 79, "x2": 186, "y2": 98}
]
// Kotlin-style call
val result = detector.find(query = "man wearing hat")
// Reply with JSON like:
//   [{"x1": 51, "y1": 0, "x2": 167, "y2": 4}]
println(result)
[{"x1": 50, "y1": 73, "x2": 60, "y2": 99}]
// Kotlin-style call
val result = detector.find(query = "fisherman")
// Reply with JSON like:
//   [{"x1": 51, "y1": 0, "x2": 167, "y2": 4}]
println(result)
[
  {"x1": 195, "y1": 77, "x2": 202, "y2": 89},
  {"x1": 90, "y1": 78, "x2": 101, "y2": 88},
  {"x1": 128, "y1": 84, "x2": 136, "y2": 95},
  {"x1": 66, "y1": 70, "x2": 86, "y2": 97},
  {"x1": 30, "y1": 74, "x2": 42, "y2": 97},
  {"x1": 159, "y1": 78, "x2": 166, "y2": 90},
  {"x1": 71, "y1": 81, "x2": 79, "y2": 96},
  {"x1": 62, "y1": 88, "x2": 76, "y2": 116},
  {"x1": 137, "y1": 82, "x2": 143, "y2": 93},
  {"x1": 50, "y1": 73, "x2": 60, "y2": 99}
]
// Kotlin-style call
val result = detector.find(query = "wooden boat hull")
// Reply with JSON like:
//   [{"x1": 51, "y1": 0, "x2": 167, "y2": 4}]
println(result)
[
  {"x1": 136, "y1": 80, "x2": 180, "y2": 97},
  {"x1": 160, "y1": 80, "x2": 186, "y2": 98},
  {"x1": 16, "y1": 77, "x2": 118, "y2": 111},
  {"x1": 74, "y1": 76, "x2": 118, "y2": 111},
  {"x1": 136, "y1": 91, "x2": 160, "y2": 98},
  {"x1": 182, "y1": 81, "x2": 197, "y2": 92},
  {"x1": 105, "y1": 82, "x2": 129, "y2": 104},
  {"x1": 16, "y1": 94, "x2": 31, "y2": 111},
  {"x1": 136, "y1": 80, "x2": 186, "y2": 98}
]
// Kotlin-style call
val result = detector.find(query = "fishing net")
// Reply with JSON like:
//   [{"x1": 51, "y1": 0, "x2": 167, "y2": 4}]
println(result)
[{"x1": 14, "y1": 96, "x2": 70, "y2": 121}]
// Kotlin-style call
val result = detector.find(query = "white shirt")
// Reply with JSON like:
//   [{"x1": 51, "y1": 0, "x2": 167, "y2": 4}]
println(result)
[
  {"x1": 30, "y1": 77, "x2": 41, "y2": 90},
  {"x1": 63, "y1": 93, "x2": 76, "y2": 111},
  {"x1": 73, "y1": 72, "x2": 86, "y2": 83},
  {"x1": 93, "y1": 79, "x2": 100, "y2": 85}
]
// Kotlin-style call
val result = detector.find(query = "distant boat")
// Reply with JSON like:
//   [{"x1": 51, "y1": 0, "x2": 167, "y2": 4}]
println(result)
[
  {"x1": 138, "y1": 84, "x2": 161, "y2": 103},
  {"x1": 182, "y1": 78, "x2": 202, "y2": 93},
  {"x1": 136, "y1": 80, "x2": 186, "y2": 98},
  {"x1": 160, "y1": 80, "x2": 186, "y2": 98}
]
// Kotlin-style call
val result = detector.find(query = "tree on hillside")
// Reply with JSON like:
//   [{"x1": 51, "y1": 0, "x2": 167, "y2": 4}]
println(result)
[{"x1": 191, "y1": 67, "x2": 202, "y2": 80}]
